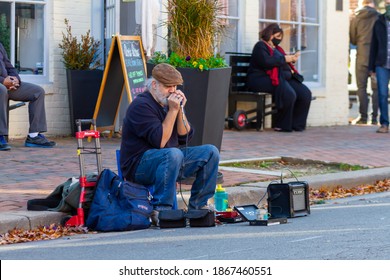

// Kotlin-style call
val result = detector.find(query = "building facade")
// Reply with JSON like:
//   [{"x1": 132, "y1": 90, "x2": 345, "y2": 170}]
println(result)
[{"x1": 1, "y1": 0, "x2": 370, "y2": 137}]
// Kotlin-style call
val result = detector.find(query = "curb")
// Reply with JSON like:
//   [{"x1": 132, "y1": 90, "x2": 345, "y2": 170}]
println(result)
[
  {"x1": 0, "y1": 211, "x2": 66, "y2": 235},
  {"x1": 1, "y1": 167, "x2": 390, "y2": 235},
  {"x1": 241, "y1": 166, "x2": 390, "y2": 189}
]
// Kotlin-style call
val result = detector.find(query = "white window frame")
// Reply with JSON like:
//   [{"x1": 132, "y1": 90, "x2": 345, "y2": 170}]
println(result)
[
  {"x1": 105, "y1": 0, "x2": 120, "y2": 39},
  {"x1": 0, "y1": 0, "x2": 48, "y2": 83},
  {"x1": 217, "y1": 0, "x2": 242, "y2": 54},
  {"x1": 258, "y1": 0, "x2": 323, "y2": 87}
]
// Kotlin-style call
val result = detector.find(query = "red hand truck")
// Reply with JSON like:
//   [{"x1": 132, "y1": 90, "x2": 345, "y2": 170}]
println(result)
[{"x1": 65, "y1": 119, "x2": 103, "y2": 227}]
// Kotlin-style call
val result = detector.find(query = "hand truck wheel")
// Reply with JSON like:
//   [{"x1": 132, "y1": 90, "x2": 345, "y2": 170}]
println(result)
[{"x1": 232, "y1": 110, "x2": 248, "y2": 130}]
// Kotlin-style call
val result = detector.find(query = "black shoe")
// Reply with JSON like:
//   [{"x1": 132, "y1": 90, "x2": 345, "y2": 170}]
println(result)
[
  {"x1": 25, "y1": 134, "x2": 56, "y2": 148},
  {"x1": 371, "y1": 119, "x2": 378, "y2": 125},
  {"x1": 0, "y1": 135, "x2": 11, "y2": 151},
  {"x1": 274, "y1": 127, "x2": 292, "y2": 132},
  {"x1": 352, "y1": 117, "x2": 368, "y2": 125}
]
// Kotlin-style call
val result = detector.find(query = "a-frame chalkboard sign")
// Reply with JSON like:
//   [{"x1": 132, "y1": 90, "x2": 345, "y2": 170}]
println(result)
[{"x1": 93, "y1": 35, "x2": 147, "y2": 133}]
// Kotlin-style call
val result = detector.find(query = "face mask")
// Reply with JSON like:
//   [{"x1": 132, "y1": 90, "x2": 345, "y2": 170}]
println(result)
[
  {"x1": 386, "y1": 4, "x2": 390, "y2": 20},
  {"x1": 272, "y1": 38, "x2": 282, "y2": 46}
]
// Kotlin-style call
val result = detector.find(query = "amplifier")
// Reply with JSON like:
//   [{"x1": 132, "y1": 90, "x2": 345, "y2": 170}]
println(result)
[{"x1": 267, "y1": 181, "x2": 310, "y2": 218}]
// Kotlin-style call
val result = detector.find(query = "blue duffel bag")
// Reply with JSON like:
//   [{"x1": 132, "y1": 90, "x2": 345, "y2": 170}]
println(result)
[{"x1": 86, "y1": 169, "x2": 152, "y2": 231}]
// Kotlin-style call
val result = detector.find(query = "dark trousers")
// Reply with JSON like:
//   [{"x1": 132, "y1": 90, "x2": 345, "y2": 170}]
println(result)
[
  {"x1": 248, "y1": 76, "x2": 312, "y2": 131},
  {"x1": 0, "y1": 82, "x2": 47, "y2": 135},
  {"x1": 356, "y1": 62, "x2": 378, "y2": 121}
]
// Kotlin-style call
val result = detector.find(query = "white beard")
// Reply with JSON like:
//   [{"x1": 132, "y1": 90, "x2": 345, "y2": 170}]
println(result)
[{"x1": 154, "y1": 87, "x2": 169, "y2": 106}]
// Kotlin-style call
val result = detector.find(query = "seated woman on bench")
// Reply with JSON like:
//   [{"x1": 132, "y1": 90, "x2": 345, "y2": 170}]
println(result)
[{"x1": 247, "y1": 23, "x2": 312, "y2": 132}]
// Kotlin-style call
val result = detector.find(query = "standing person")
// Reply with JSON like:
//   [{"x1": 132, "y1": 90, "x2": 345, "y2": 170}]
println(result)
[
  {"x1": 350, "y1": 0, "x2": 380, "y2": 125},
  {"x1": 369, "y1": 0, "x2": 390, "y2": 133},
  {"x1": 120, "y1": 63, "x2": 219, "y2": 226},
  {"x1": 0, "y1": 42, "x2": 56, "y2": 151}
]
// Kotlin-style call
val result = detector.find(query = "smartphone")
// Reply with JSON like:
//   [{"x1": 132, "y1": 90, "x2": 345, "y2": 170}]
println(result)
[{"x1": 294, "y1": 50, "x2": 301, "y2": 55}]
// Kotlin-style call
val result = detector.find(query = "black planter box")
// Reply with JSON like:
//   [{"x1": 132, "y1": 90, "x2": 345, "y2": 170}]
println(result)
[
  {"x1": 66, "y1": 69, "x2": 104, "y2": 135},
  {"x1": 177, "y1": 67, "x2": 231, "y2": 150}
]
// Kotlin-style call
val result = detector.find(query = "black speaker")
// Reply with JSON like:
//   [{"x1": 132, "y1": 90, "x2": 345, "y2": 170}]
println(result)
[{"x1": 267, "y1": 181, "x2": 310, "y2": 218}]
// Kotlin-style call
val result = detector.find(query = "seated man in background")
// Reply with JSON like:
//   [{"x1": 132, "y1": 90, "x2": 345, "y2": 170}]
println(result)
[
  {"x1": 0, "y1": 42, "x2": 55, "y2": 151},
  {"x1": 120, "y1": 63, "x2": 219, "y2": 225}
]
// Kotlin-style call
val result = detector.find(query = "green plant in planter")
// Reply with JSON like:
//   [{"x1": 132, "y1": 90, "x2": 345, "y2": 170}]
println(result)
[
  {"x1": 0, "y1": 13, "x2": 10, "y2": 57},
  {"x1": 149, "y1": 0, "x2": 227, "y2": 70},
  {"x1": 58, "y1": 19, "x2": 103, "y2": 135},
  {"x1": 58, "y1": 18, "x2": 101, "y2": 70},
  {"x1": 149, "y1": 51, "x2": 227, "y2": 71}
]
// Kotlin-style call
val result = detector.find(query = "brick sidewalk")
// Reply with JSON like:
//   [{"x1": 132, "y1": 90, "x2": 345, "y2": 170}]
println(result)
[{"x1": 1, "y1": 125, "x2": 389, "y2": 212}]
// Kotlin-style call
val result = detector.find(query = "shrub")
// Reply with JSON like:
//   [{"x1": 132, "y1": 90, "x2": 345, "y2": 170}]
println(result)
[
  {"x1": 58, "y1": 18, "x2": 101, "y2": 70},
  {"x1": 149, "y1": 0, "x2": 228, "y2": 71}
]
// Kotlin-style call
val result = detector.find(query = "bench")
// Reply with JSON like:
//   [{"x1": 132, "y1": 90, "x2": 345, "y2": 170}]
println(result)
[
  {"x1": 8, "y1": 101, "x2": 25, "y2": 112},
  {"x1": 225, "y1": 52, "x2": 276, "y2": 131}
]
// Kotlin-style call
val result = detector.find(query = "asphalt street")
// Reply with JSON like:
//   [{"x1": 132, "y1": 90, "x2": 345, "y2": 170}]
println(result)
[
  {"x1": 2, "y1": 106, "x2": 390, "y2": 279},
  {"x1": 1, "y1": 191, "x2": 389, "y2": 260}
]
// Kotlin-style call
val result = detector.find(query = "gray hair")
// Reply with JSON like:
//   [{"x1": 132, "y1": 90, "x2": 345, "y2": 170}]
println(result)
[{"x1": 145, "y1": 77, "x2": 156, "y2": 91}]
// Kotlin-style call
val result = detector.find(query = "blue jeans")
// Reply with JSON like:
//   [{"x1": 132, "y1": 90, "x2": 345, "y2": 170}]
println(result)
[
  {"x1": 376, "y1": 66, "x2": 390, "y2": 126},
  {"x1": 134, "y1": 144, "x2": 219, "y2": 210}
]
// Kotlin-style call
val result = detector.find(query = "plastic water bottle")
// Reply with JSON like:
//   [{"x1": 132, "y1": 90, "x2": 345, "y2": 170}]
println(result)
[{"x1": 214, "y1": 184, "x2": 228, "y2": 211}]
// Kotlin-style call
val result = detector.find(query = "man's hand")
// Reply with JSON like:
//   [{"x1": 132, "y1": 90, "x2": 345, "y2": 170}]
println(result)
[
  {"x1": 161, "y1": 89, "x2": 191, "y2": 147},
  {"x1": 173, "y1": 89, "x2": 187, "y2": 107},
  {"x1": 172, "y1": 90, "x2": 190, "y2": 135},
  {"x1": 167, "y1": 90, "x2": 186, "y2": 110},
  {"x1": 4, "y1": 76, "x2": 20, "y2": 90}
]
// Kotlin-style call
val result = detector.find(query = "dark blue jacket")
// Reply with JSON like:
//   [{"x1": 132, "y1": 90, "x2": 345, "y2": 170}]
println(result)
[
  {"x1": 120, "y1": 91, "x2": 194, "y2": 181},
  {"x1": 369, "y1": 14, "x2": 389, "y2": 72},
  {"x1": 0, "y1": 42, "x2": 20, "y2": 84}
]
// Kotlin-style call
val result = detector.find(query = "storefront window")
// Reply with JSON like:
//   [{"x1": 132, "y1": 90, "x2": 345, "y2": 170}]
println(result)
[
  {"x1": 0, "y1": 0, "x2": 45, "y2": 75},
  {"x1": 259, "y1": 0, "x2": 276, "y2": 20},
  {"x1": 259, "y1": 0, "x2": 320, "y2": 83},
  {"x1": 217, "y1": 0, "x2": 239, "y2": 55}
]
